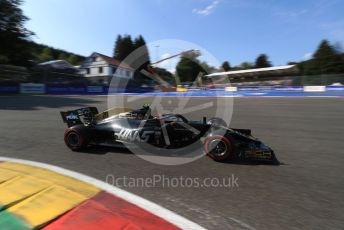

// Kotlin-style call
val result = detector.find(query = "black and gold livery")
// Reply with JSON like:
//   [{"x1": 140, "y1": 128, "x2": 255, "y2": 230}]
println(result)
[{"x1": 60, "y1": 106, "x2": 278, "y2": 164}]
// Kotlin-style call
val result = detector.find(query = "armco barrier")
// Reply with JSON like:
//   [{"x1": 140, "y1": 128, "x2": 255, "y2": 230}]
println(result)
[
  {"x1": 46, "y1": 85, "x2": 153, "y2": 95},
  {"x1": 0, "y1": 83, "x2": 19, "y2": 94},
  {"x1": 1, "y1": 84, "x2": 344, "y2": 95},
  {"x1": 20, "y1": 83, "x2": 45, "y2": 94},
  {"x1": 237, "y1": 87, "x2": 265, "y2": 91},
  {"x1": 46, "y1": 85, "x2": 87, "y2": 94},
  {"x1": 108, "y1": 87, "x2": 154, "y2": 94},
  {"x1": 270, "y1": 86, "x2": 303, "y2": 92},
  {"x1": 236, "y1": 86, "x2": 304, "y2": 92},
  {"x1": 187, "y1": 87, "x2": 205, "y2": 91},
  {"x1": 326, "y1": 86, "x2": 344, "y2": 92},
  {"x1": 87, "y1": 86, "x2": 104, "y2": 94},
  {"x1": 209, "y1": 87, "x2": 226, "y2": 91}
]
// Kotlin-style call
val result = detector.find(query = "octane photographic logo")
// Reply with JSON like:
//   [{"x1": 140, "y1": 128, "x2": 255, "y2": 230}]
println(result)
[{"x1": 108, "y1": 39, "x2": 233, "y2": 165}]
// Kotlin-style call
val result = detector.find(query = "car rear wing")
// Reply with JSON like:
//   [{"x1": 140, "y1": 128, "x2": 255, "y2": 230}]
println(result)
[
  {"x1": 60, "y1": 107, "x2": 99, "y2": 127},
  {"x1": 94, "y1": 107, "x2": 132, "y2": 121}
]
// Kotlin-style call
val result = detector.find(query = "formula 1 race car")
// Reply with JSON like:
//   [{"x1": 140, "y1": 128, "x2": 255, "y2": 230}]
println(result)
[{"x1": 60, "y1": 105, "x2": 278, "y2": 163}]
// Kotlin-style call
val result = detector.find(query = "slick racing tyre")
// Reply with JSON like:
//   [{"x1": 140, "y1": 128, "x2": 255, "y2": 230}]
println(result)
[
  {"x1": 64, "y1": 125, "x2": 90, "y2": 151},
  {"x1": 204, "y1": 135, "x2": 233, "y2": 161}
]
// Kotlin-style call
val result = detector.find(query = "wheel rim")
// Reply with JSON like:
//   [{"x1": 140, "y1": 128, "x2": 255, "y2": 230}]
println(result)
[
  {"x1": 67, "y1": 132, "x2": 80, "y2": 147},
  {"x1": 208, "y1": 139, "x2": 227, "y2": 157}
]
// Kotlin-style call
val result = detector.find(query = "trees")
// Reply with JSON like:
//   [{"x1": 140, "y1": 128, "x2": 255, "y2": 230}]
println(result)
[
  {"x1": 58, "y1": 53, "x2": 68, "y2": 61},
  {"x1": 255, "y1": 54, "x2": 272, "y2": 68},
  {"x1": 154, "y1": 67, "x2": 174, "y2": 84},
  {"x1": 312, "y1": 40, "x2": 344, "y2": 74},
  {"x1": 200, "y1": 61, "x2": 217, "y2": 74},
  {"x1": 30, "y1": 42, "x2": 85, "y2": 65},
  {"x1": 0, "y1": 0, "x2": 34, "y2": 66},
  {"x1": 176, "y1": 57, "x2": 200, "y2": 83},
  {"x1": 113, "y1": 34, "x2": 134, "y2": 61},
  {"x1": 113, "y1": 34, "x2": 150, "y2": 63},
  {"x1": 222, "y1": 61, "x2": 231, "y2": 71},
  {"x1": 38, "y1": 48, "x2": 54, "y2": 62},
  {"x1": 300, "y1": 40, "x2": 344, "y2": 75},
  {"x1": 230, "y1": 62, "x2": 254, "y2": 70},
  {"x1": 133, "y1": 35, "x2": 150, "y2": 66},
  {"x1": 237, "y1": 62, "x2": 254, "y2": 70},
  {"x1": 313, "y1": 40, "x2": 336, "y2": 60},
  {"x1": 113, "y1": 35, "x2": 122, "y2": 59},
  {"x1": 176, "y1": 52, "x2": 205, "y2": 83},
  {"x1": 67, "y1": 55, "x2": 79, "y2": 65},
  {"x1": 113, "y1": 34, "x2": 151, "y2": 82}
]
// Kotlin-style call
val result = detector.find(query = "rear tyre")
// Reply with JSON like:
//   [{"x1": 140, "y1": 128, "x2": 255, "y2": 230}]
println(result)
[
  {"x1": 204, "y1": 135, "x2": 234, "y2": 161},
  {"x1": 64, "y1": 126, "x2": 90, "y2": 151}
]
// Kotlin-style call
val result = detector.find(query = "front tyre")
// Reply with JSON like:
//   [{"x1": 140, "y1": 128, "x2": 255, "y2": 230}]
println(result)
[
  {"x1": 204, "y1": 135, "x2": 234, "y2": 161},
  {"x1": 64, "y1": 126, "x2": 90, "y2": 151}
]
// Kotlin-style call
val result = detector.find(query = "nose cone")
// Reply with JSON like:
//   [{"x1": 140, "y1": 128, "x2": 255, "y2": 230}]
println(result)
[{"x1": 259, "y1": 142, "x2": 272, "y2": 151}]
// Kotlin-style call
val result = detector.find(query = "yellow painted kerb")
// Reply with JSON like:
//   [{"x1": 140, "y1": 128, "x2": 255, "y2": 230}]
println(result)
[
  {"x1": 0, "y1": 161, "x2": 102, "y2": 228},
  {"x1": 8, "y1": 185, "x2": 87, "y2": 227},
  {"x1": 0, "y1": 162, "x2": 100, "y2": 197}
]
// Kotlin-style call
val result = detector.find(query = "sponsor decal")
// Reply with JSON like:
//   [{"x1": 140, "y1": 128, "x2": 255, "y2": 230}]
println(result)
[
  {"x1": 66, "y1": 113, "x2": 79, "y2": 120},
  {"x1": 20, "y1": 83, "x2": 45, "y2": 94},
  {"x1": 115, "y1": 129, "x2": 154, "y2": 143},
  {"x1": 303, "y1": 85, "x2": 326, "y2": 92},
  {"x1": 225, "y1": 87, "x2": 237, "y2": 92}
]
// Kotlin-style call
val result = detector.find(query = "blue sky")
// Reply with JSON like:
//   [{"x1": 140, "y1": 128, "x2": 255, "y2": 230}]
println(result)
[{"x1": 22, "y1": 0, "x2": 344, "y2": 67}]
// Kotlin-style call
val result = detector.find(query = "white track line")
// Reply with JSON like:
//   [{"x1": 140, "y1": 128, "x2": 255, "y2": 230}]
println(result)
[
  {"x1": 228, "y1": 218, "x2": 256, "y2": 230},
  {"x1": 0, "y1": 157, "x2": 206, "y2": 230}
]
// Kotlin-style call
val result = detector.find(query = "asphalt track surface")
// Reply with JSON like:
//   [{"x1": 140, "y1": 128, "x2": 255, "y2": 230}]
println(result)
[{"x1": 0, "y1": 95, "x2": 343, "y2": 229}]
